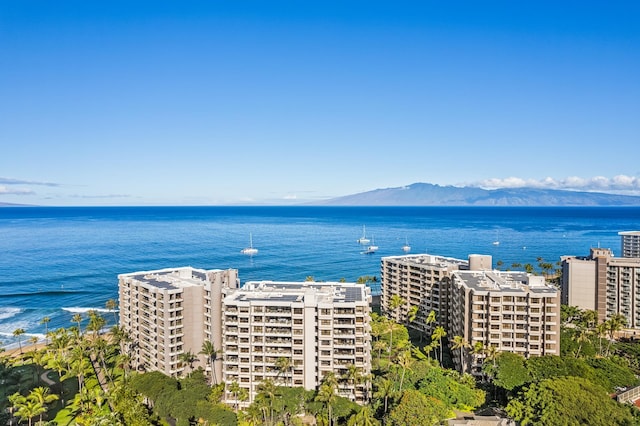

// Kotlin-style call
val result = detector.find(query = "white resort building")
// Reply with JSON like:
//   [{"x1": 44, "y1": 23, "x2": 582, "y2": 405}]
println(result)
[
  {"x1": 381, "y1": 254, "x2": 561, "y2": 374},
  {"x1": 118, "y1": 268, "x2": 371, "y2": 407}
]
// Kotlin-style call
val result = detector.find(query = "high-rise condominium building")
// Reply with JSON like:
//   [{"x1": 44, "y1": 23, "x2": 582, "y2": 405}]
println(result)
[
  {"x1": 380, "y1": 253, "x2": 489, "y2": 334},
  {"x1": 118, "y1": 267, "x2": 239, "y2": 380},
  {"x1": 381, "y1": 254, "x2": 560, "y2": 374},
  {"x1": 619, "y1": 231, "x2": 640, "y2": 258},
  {"x1": 449, "y1": 270, "x2": 560, "y2": 374},
  {"x1": 222, "y1": 281, "x2": 371, "y2": 406},
  {"x1": 119, "y1": 269, "x2": 371, "y2": 407},
  {"x1": 562, "y1": 247, "x2": 640, "y2": 327}
]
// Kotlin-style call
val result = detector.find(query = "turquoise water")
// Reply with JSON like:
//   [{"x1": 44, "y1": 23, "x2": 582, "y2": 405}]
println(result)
[{"x1": 0, "y1": 206, "x2": 638, "y2": 347}]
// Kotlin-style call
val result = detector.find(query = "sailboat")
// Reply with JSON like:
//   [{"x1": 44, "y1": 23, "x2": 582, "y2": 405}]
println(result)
[
  {"x1": 362, "y1": 236, "x2": 379, "y2": 254},
  {"x1": 492, "y1": 230, "x2": 500, "y2": 246},
  {"x1": 241, "y1": 233, "x2": 258, "y2": 255},
  {"x1": 402, "y1": 237, "x2": 411, "y2": 253},
  {"x1": 357, "y1": 225, "x2": 370, "y2": 245}
]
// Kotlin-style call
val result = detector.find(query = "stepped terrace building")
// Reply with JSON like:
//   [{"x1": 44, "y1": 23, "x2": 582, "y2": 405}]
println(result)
[
  {"x1": 221, "y1": 281, "x2": 372, "y2": 406},
  {"x1": 381, "y1": 254, "x2": 561, "y2": 375},
  {"x1": 118, "y1": 267, "x2": 239, "y2": 380},
  {"x1": 562, "y1": 247, "x2": 640, "y2": 328}
]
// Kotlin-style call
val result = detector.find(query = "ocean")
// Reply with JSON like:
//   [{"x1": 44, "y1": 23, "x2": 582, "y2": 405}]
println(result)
[{"x1": 0, "y1": 206, "x2": 638, "y2": 348}]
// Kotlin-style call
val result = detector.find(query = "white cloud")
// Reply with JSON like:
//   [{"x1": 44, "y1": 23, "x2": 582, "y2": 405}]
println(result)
[
  {"x1": 472, "y1": 175, "x2": 640, "y2": 195},
  {"x1": 0, "y1": 177, "x2": 59, "y2": 186},
  {"x1": 0, "y1": 185, "x2": 33, "y2": 195}
]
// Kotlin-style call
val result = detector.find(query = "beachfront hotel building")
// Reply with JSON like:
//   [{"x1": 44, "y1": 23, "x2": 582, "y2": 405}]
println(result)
[
  {"x1": 221, "y1": 281, "x2": 372, "y2": 406},
  {"x1": 119, "y1": 268, "x2": 372, "y2": 406},
  {"x1": 380, "y1": 254, "x2": 489, "y2": 334},
  {"x1": 118, "y1": 267, "x2": 239, "y2": 380},
  {"x1": 562, "y1": 247, "x2": 640, "y2": 328},
  {"x1": 381, "y1": 254, "x2": 561, "y2": 374}
]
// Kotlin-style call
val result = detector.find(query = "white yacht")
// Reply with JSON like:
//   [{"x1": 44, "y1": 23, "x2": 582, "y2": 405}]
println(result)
[
  {"x1": 357, "y1": 225, "x2": 370, "y2": 245},
  {"x1": 402, "y1": 237, "x2": 411, "y2": 252},
  {"x1": 362, "y1": 236, "x2": 378, "y2": 254},
  {"x1": 241, "y1": 233, "x2": 258, "y2": 255}
]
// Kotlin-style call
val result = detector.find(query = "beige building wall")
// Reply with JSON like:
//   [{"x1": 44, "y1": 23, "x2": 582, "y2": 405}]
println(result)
[
  {"x1": 450, "y1": 271, "x2": 560, "y2": 375},
  {"x1": 380, "y1": 254, "x2": 470, "y2": 334},
  {"x1": 381, "y1": 254, "x2": 560, "y2": 375},
  {"x1": 620, "y1": 231, "x2": 640, "y2": 258},
  {"x1": 562, "y1": 248, "x2": 640, "y2": 328},
  {"x1": 118, "y1": 267, "x2": 238, "y2": 380},
  {"x1": 221, "y1": 281, "x2": 371, "y2": 406},
  {"x1": 561, "y1": 256, "x2": 596, "y2": 310}
]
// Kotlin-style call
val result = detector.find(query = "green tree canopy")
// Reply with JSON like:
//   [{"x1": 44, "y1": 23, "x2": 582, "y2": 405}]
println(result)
[
  {"x1": 488, "y1": 352, "x2": 531, "y2": 392},
  {"x1": 506, "y1": 376, "x2": 637, "y2": 426},
  {"x1": 388, "y1": 389, "x2": 449, "y2": 426}
]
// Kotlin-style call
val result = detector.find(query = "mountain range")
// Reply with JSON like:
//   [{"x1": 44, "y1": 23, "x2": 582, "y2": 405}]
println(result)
[{"x1": 313, "y1": 183, "x2": 640, "y2": 206}]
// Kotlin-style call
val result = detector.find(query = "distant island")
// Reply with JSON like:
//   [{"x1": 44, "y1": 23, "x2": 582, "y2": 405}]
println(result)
[{"x1": 313, "y1": 183, "x2": 640, "y2": 206}]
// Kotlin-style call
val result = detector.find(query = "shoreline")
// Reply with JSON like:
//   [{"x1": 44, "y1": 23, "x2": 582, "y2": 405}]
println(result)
[{"x1": 2, "y1": 341, "x2": 49, "y2": 358}]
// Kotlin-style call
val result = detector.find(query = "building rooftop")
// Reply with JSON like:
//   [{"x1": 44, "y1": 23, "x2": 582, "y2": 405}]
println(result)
[
  {"x1": 119, "y1": 266, "x2": 214, "y2": 290},
  {"x1": 227, "y1": 281, "x2": 369, "y2": 305},
  {"x1": 619, "y1": 231, "x2": 640, "y2": 236},
  {"x1": 454, "y1": 270, "x2": 557, "y2": 294},
  {"x1": 382, "y1": 253, "x2": 468, "y2": 268}
]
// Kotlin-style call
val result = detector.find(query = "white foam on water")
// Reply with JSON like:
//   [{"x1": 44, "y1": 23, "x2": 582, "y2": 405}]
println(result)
[
  {"x1": 0, "y1": 307, "x2": 23, "y2": 321},
  {"x1": 62, "y1": 307, "x2": 115, "y2": 314},
  {"x1": 0, "y1": 319, "x2": 32, "y2": 335}
]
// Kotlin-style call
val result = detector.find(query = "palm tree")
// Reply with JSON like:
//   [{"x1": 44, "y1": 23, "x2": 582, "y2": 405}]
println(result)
[
  {"x1": 178, "y1": 350, "x2": 197, "y2": 376},
  {"x1": 28, "y1": 386, "x2": 59, "y2": 424},
  {"x1": 87, "y1": 310, "x2": 106, "y2": 339},
  {"x1": 347, "y1": 406, "x2": 380, "y2": 426},
  {"x1": 105, "y1": 299, "x2": 118, "y2": 325},
  {"x1": 200, "y1": 340, "x2": 221, "y2": 385},
  {"x1": 28, "y1": 335, "x2": 39, "y2": 349},
  {"x1": 407, "y1": 305, "x2": 418, "y2": 326},
  {"x1": 275, "y1": 356, "x2": 293, "y2": 387},
  {"x1": 425, "y1": 309, "x2": 437, "y2": 335},
  {"x1": 12, "y1": 328, "x2": 26, "y2": 355},
  {"x1": 581, "y1": 309, "x2": 598, "y2": 330},
  {"x1": 451, "y1": 335, "x2": 471, "y2": 372},
  {"x1": 373, "y1": 377, "x2": 394, "y2": 414},
  {"x1": 46, "y1": 353, "x2": 68, "y2": 404},
  {"x1": 316, "y1": 381, "x2": 337, "y2": 426},
  {"x1": 431, "y1": 326, "x2": 447, "y2": 365},
  {"x1": 389, "y1": 294, "x2": 405, "y2": 323},
  {"x1": 40, "y1": 317, "x2": 51, "y2": 345},
  {"x1": 483, "y1": 345, "x2": 500, "y2": 382},
  {"x1": 63, "y1": 347, "x2": 91, "y2": 393},
  {"x1": 8, "y1": 392, "x2": 26, "y2": 426},
  {"x1": 229, "y1": 381, "x2": 241, "y2": 413},
  {"x1": 257, "y1": 378, "x2": 278, "y2": 425},
  {"x1": 71, "y1": 313, "x2": 84, "y2": 335},
  {"x1": 344, "y1": 363, "x2": 361, "y2": 401},
  {"x1": 470, "y1": 341, "x2": 486, "y2": 379},
  {"x1": 595, "y1": 322, "x2": 607, "y2": 356},
  {"x1": 605, "y1": 313, "x2": 627, "y2": 355},
  {"x1": 373, "y1": 340, "x2": 387, "y2": 364},
  {"x1": 396, "y1": 350, "x2": 413, "y2": 391},
  {"x1": 15, "y1": 398, "x2": 45, "y2": 426},
  {"x1": 573, "y1": 326, "x2": 590, "y2": 358}
]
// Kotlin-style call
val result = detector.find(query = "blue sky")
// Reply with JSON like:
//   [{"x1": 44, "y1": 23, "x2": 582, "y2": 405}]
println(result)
[{"x1": 1, "y1": 1, "x2": 639, "y2": 205}]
